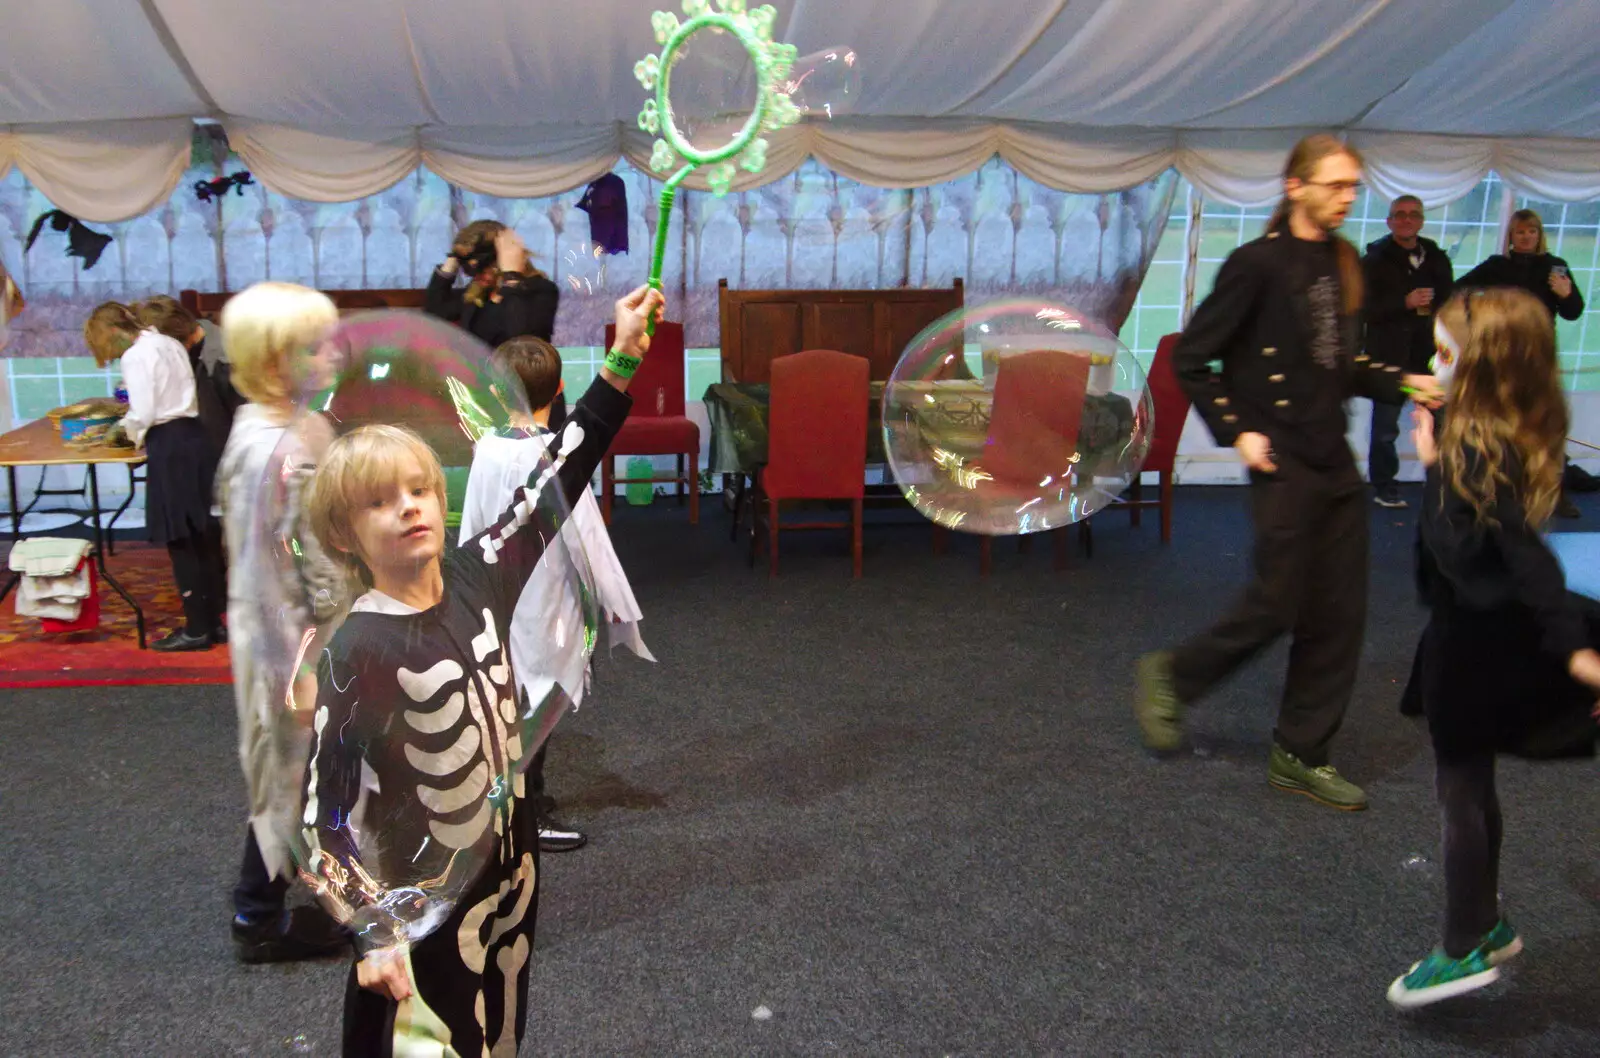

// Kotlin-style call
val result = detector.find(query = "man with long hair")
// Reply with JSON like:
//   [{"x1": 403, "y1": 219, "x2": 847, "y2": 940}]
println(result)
[{"x1": 1133, "y1": 134, "x2": 1443, "y2": 810}]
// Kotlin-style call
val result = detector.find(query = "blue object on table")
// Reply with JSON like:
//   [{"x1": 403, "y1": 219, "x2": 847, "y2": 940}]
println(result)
[
  {"x1": 59, "y1": 415, "x2": 119, "y2": 441},
  {"x1": 1547, "y1": 533, "x2": 1600, "y2": 601}
]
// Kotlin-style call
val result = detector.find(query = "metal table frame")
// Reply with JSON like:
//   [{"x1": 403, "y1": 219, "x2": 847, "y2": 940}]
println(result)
[{"x1": 1, "y1": 424, "x2": 147, "y2": 648}]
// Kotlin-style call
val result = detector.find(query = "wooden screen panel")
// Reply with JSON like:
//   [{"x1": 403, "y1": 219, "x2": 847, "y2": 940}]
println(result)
[
  {"x1": 806, "y1": 302, "x2": 875, "y2": 363},
  {"x1": 717, "y1": 279, "x2": 963, "y2": 384},
  {"x1": 180, "y1": 288, "x2": 429, "y2": 322},
  {"x1": 729, "y1": 301, "x2": 803, "y2": 383}
]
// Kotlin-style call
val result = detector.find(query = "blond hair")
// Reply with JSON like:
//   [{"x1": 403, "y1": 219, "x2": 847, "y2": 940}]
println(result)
[
  {"x1": 1505, "y1": 209, "x2": 1548, "y2": 255},
  {"x1": 307, "y1": 424, "x2": 446, "y2": 585},
  {"x1": 83, "y1": 302, "x2": 141, "y2": 367},
  {"x1": 221, "y1": 282, "x2": 339, "y2": 405},
  {"x1": 1435, "y1": 288, "x2": 1567, "y2": 527}
]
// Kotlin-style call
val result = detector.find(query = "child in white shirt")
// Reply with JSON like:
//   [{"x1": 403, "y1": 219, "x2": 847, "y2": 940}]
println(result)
[{"x1": 459, "y1": 336, "x2": 655, "y2": 850}]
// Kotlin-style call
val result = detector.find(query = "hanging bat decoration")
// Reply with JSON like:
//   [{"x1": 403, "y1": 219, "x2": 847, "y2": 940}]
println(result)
[
  {"x1": 194, "y1": 171, "x2": 256, "y2": 202},
  {"x1": 23, "y1": 211, "x2": 113, "y2": 271}
]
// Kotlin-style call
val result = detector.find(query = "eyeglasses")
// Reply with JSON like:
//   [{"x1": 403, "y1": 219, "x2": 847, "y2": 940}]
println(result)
[{"x1": 1303, "y1": 180, "x2": 1364, "y2": 196}]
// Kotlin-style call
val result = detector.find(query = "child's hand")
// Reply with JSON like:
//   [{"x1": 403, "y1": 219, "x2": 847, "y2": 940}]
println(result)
[
  {"x1": 612, "y1": 286, "x2": 666, "y2": 359},
  {"x1": 1569, "y1": 647, "x2": 1600, "y2": 693},
  {"x1": 1403, "y1": 373, "x2": 1444, "y2": 409},
  {"x1": 356, "y1": 948, "x2": 413, "y2": 1001},
  {"x1": 1411, "y1": 406, "x2": 1438, "y2": 467}
]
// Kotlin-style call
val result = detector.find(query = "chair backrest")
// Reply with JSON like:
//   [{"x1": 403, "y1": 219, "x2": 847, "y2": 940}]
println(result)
[
  {"x1": 765, "y1": 349, "x2": 869, "y2": 500},
  {"x1": 1145, "y1": 333, "x2": 1191, "y2": 473},
  {"x1": 981, "y1": 350, "x2": 1090, "y2": 487},
  {"x1": 605, "y1": 320, "x2": 686, "y2": 418}
]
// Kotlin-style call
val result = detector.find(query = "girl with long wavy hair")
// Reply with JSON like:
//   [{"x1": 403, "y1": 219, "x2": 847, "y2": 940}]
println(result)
[{"x1": 1389, "y1": 287, "x2": 1600, "y2": 1008}]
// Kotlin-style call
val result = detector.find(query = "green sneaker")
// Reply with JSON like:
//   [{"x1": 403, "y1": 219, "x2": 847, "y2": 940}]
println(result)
[
  {"x1": 1267, "y1": 745, "x2": 1368, "y2": 811},
  {"x1": 1133, "y1": 652, "x2": 1183, "y2": 752},
  {"x1": 1481, "y1": 919, "x2": 1523, "y2": 966},
  {"x1": 1387, "y1": 947, "x2": 1499, "y2": 1009}
]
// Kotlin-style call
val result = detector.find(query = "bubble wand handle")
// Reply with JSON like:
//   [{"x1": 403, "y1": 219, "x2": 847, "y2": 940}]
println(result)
[{"x1": 646, "y1": 165, "x2": 695, "y2": 338}]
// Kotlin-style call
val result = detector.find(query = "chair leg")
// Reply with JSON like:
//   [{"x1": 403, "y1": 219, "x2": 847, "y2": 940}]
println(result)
[
  {"x1": 1080, "y1": 520, "x2": 1093, "y2": 559},
  {"x1": 768, "y1": 496, "x2": 781, "y2": 577},
  {"x1": 1160, "y1": 470, "x2": 1174, "y2": 544},
  {"x1": 676, "y1": 454, "x2": 685, "y2": 506},
  {"x1": 747, "y1": 476, "x2": 761, "y2": 568},
  {"x1": 729, "y1": 473, "x2": 746, "y2": 542},
  {"x1": 1129, "y1": 477, "x2": 1143, "y2": 528},
  {"x1": 851, "y1": 497, "x2": 863, "y2": 578},
  {"x1": 979, "y1": 536, "x2": 992, "y2": 577},
  {"x1": 601, "y1": 457, "x2": 614, "y2": 525},
  {"x1": 688, "y1": 452, "x2": 700, "y2": 526}
]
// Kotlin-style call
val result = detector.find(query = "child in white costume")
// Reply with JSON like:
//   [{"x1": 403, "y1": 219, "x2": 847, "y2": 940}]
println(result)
[
  {"x1": 460, "y1": 337, "x2": 654, "y2": 854},
  {"x1": 459, "y1": 336, "x2": 654, "y2": 698},
  {"x1": 214, "y1": 281, "x2": 348, "y2": 962}
]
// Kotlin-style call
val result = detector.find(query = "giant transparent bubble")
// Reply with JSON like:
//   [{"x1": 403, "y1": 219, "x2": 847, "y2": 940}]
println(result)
[
  {"x1": 883, "y1": 300, "x2": 1153, "y2": 535},
  {"x1": 240, "y1": 311, "x2": 599, "y2": 954}
]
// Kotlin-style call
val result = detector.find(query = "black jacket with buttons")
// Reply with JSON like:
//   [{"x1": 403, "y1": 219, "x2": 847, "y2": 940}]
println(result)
[{"x1": 1174, "y1": 228, "x2": 1408, "y2": 460}]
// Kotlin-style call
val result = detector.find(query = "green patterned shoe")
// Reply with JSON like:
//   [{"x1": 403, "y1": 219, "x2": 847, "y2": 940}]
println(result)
[
  {"x1": 1387, "y1": 947, "x2": 1500, "y2": 1009},
  {"x1": 1133, "y1": 651, "x2": 1183, "y2": 752},
  {"x1": 1481, "y1": 919, "x2": 1523, "y2": 966},
  {"x1": 1267, "y1": 745, "x2": 1368, "y2": 811}
]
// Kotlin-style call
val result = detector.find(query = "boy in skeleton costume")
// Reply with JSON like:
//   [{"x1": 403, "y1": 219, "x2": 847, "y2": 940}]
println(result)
[{"x1": 302, "y1": 286, "x2": 662, "y2": 1057}]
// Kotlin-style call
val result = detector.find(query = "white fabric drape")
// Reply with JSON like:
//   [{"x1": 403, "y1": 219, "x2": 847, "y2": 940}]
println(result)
[
  {"x1": 7, "y1": 117, "x2": 1600, "y2": 220},
  {"x1": 0, "y1": 119, "x2": 192, "y2": 222}
]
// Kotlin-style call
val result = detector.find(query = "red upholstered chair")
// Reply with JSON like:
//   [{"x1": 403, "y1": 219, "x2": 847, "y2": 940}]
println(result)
[
  {"x1": 1113, "y1": 332, "x2": 1189, "y2": 543},
  {"x1": 970, "y1": 349, "x2": 1092, "y2": 576},
  {"x1": 600, "y1": 321, "x2": 699, "y2": 525},
  {"x1": 752, "y1": 350, "x2": 869, "y2": 576}
]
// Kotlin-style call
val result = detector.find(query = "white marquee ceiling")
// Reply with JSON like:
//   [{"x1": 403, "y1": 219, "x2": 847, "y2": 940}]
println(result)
[{"x1": 3, "y1": 0, "x2": 1598, "y2": 219}]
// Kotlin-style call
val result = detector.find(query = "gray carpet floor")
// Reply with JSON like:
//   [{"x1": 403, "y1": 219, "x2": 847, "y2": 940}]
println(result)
[{"x1": 2, "y1": 484, "x2": 1597, "y2": 1057}]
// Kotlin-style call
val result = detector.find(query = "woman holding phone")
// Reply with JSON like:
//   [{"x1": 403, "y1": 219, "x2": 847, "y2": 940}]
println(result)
[
  {"x1": 1456, "y1": 208, "x2": 1587, "y2": 517},
  {"x1": 1457, "y1": 209, "x2": 1585, "y2": 323}
]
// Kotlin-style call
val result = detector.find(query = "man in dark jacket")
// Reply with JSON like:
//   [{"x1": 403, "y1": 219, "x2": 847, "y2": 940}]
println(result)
[
  {"x1": 1131, "y1": 135, "x2": 1443, "y2": 811},
  {"x1": 1361, "y1": 196, "x2": 1453, "y2": 508}
]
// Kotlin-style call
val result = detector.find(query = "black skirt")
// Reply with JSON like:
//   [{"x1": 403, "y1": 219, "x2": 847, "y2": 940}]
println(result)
[
  {"x1": 142, "y1": 417, "x2": 219, "y2": 545},
  {"x1": 1417, "y1": 598, "x2": 1598, "y2": 761}
]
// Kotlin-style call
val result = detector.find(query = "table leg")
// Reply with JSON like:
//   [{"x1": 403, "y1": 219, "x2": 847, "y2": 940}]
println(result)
[
  {"x1": 6, "y1": 465, "x2": 18, "y2": 538},
  {"x1": 88, "y1": 465, "x2": 146, "y2": 649}
]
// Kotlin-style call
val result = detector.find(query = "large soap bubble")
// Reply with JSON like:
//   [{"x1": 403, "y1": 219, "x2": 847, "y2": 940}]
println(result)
[
  {"x1": 883, "y1": 300, "x2": 1153, "y2": 536},
  {"x1": 242, "y1": 310, "x2": 599, "y2": 954}
]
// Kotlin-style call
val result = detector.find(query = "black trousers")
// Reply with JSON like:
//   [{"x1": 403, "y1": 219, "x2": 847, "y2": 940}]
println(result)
[
  {"x1": 1168, "y1": 455, "x2": 1368, "y2": 766},
  {"x1": 232, "y1": 826, "x2": 289, "y2": 923},
  {"x1": 1436, "y1": 752, "x2": 1502, "y2": 957},
  {"x1": 167, "y1": 520, "x2": 226, "y2": 634},
  {"x1": 1368, "y1": 400, "x2": 1402, "y2": 490}
]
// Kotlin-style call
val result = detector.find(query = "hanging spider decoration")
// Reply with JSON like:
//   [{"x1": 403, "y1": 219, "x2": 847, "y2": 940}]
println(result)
[
  {"x1": 194, "y1": 171, "x2": 256, "y2": 202},
  {"x1": 634, "y1": 0, "x2": 803, "y2": 331}
]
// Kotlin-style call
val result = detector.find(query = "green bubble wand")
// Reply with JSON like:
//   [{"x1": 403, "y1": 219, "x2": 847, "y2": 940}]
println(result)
[{"x1": 634, "y1": 0, "x2": 803, "y2": 335}]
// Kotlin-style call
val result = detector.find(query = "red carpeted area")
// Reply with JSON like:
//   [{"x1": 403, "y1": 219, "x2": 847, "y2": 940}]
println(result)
[{"x1": 0, "y1": 542, "x2": 231, "y2": 688}]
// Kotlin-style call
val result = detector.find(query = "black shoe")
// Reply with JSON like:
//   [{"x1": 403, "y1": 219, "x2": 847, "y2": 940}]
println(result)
[
  {"x1": 152, "y1": 629, "x2": 215, "y2": 652},
  {"x1": 1374, "y1": 487, "x2": 1408, "y2": 509},
  {"x1": 232, "y1": 907, "x2": 349, "y2": 964},
  {"x1": 212, "y1": 625, "x2": 228, "y2": 646},
  {"x1": 1558, "y1": 495, "x2": 1581, "y2": 519},
  {"x1": 538, "y1": 821, "x2": 587, "y2": 853}
]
